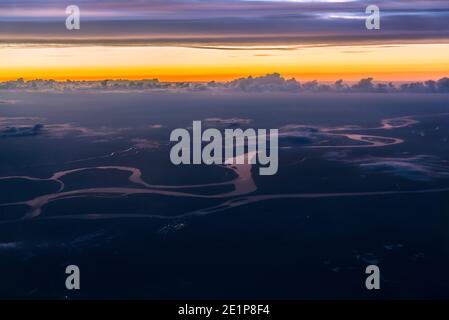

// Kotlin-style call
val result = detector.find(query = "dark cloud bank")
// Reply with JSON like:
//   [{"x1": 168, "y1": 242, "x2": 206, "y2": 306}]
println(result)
[{"x1": 1, "y1": 74, "x2": 449, "y2": 93}]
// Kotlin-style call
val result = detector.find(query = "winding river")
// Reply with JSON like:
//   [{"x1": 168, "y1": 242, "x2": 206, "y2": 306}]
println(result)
[{"x1": 1, "y1": 113, "x2": 448, "y2": 222}]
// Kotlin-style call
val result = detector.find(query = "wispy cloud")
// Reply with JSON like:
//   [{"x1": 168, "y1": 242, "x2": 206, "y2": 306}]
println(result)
[{"x1": 1, "y1": 0, "x2": 449, "y2": 47}]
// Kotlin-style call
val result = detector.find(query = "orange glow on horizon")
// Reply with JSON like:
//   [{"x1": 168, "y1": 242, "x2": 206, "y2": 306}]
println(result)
[{"x1": 1, "y1": 43, "x2": 449, "y2": 82}]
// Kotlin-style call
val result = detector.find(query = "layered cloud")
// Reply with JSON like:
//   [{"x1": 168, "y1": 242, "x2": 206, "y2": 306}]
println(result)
[{"x1": 1, "y1": 0, "x2": 449, "y2": 47}]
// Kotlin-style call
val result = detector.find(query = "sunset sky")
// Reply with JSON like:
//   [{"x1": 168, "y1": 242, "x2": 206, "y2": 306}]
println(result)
[{"x1": 1, "y1": 0, "x2": 449, "y2": 82}]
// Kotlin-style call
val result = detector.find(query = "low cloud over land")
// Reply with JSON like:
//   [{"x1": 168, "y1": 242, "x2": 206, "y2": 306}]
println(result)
[
  {"x1": 0, "y1": 123, "x2": 44, "y2": 138},
  {"x1": 1, "y1": 74, "x2": 449, "y2": 94}
]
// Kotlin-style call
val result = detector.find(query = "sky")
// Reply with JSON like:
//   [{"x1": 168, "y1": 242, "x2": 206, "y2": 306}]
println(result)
[{"x1": 1, "y1": 0, "x2": 449, "y2": 82}]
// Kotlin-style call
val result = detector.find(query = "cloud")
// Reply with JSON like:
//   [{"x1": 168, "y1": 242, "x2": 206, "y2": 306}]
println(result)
[
  {"x1": 280, "y1": 124, "x2": 320, "y2": 134},
  {"x1": 225, "y1": 73, "x2": 301, "y2": 92},
  {"x1": 203, "y1": 118, "x2": 252, "y2": 127},
  {"x1": 0, "y1": 78, "x2": 210, "y2": 92},
  {"x1": 44, "y1": 123, "x2": 118, "y2": 138},
  {"x1": 1, "y1": 1, "x2": 449, "y2": 47},
  {"x1": 0, "y1": 116, "x2": 40, "y2": 126},
  {"x1": 0, "y1": 99, "x2": 19, "y2": 105},
  {"x1": 0, "y1": 242, "x2": 22, "y2": 250},
  {"x1": 0, "y1": 116, "x2": 121, "y2": 139},
  {"x1": 0, "y1": 123, "x2": 44, "y2": 138},
  {"x1": 225, "y1": 74, "x2": 449, "y2": 93},
  {"x1": 1, "y1": 75, "x2": 449, "y2": 93},
  {"x1": 400, "y1": 77, "x2": 449, "y2": 93},
  {"x1": 148, "y1": 124, "x2": 165, "y2": 129},
  {"x1": 328, "y1": 154, "x2": 449, "y2": 182},
  {"x1": 131, "y1": 138, "x2": 161, "y2": 150},
  {"x1": 279, "y1": 124, "x2": 330, "y2": 145}
]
